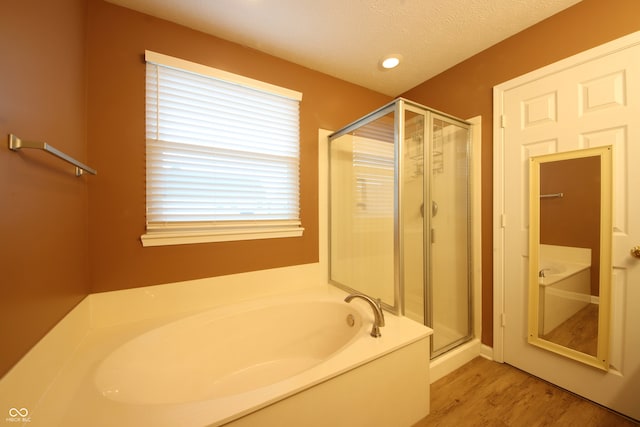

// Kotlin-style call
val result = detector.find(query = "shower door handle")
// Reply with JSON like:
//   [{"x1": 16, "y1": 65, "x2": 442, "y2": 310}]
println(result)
[{"x1": 420, "y1": 201, "x2": 438, "y2": 218}]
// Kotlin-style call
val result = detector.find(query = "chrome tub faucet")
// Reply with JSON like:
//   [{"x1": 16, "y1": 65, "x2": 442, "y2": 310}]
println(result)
[{"x1": 344, "y1": 293, "x2": 386, "y2": 337}]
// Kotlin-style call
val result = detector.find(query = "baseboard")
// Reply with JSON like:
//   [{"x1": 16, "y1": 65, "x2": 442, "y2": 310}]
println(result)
[{"x1": 480, "y1": 344, "x2": 493, "y2": 360}]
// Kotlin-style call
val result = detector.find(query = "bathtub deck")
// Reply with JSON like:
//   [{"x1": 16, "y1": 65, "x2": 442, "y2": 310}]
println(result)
[{"x1": 18, "y1": 287, "x2": 432, "y2": 427}]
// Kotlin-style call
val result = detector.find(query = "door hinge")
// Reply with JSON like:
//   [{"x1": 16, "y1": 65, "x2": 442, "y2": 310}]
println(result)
[
  {"x1": 501, "y1": 213, "x2": 506, "y2": 228},
  {"x1": 501, "y1": 115, "x2": 507, "y2": 128},
  {"x1": 501, "y1": 312, "x2": 506, "y2": 327}
]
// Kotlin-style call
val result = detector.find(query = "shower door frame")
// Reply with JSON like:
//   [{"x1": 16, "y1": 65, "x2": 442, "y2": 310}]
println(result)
[{"x1": 426, "y1": 111, "x2": 474, "y2": 358}]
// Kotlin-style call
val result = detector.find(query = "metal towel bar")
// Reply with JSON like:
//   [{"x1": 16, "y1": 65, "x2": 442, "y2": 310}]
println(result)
[
  {"x1": 540, "y1": 192, "x2": 563, "y2": 199},
  {"x1": 8, "y1": 134, "x2": 97, "y2": 176}
]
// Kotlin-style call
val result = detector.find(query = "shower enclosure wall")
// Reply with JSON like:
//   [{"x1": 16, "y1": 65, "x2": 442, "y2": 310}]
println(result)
[{"x1": 328, "y1": 98, "x2": 472, "y2": 358}]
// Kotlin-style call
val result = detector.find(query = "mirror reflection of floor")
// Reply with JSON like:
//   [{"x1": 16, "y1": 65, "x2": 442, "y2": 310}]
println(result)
[{"x1": 542, "y1": 303, "x2": 598, "y2": 356}]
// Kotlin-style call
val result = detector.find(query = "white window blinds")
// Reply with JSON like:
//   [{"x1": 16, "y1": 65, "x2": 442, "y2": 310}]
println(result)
[{"x1": 142, "y1": 51, "x2": 303, "y2": 246}]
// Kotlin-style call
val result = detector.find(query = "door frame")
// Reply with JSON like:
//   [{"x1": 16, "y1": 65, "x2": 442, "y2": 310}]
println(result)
[{"x1": 492, "y1": 30, "x2": 640, "y2": 363}]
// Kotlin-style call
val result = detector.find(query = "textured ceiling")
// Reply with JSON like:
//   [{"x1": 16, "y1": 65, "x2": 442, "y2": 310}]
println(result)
[{"x1": 106, "y1": 0, "x2": 582, "y2": 96}]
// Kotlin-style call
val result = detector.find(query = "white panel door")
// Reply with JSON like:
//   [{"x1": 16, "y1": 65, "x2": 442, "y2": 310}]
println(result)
[{"x1": 494, "y1": 32, "x2": 640, "y2": 420}]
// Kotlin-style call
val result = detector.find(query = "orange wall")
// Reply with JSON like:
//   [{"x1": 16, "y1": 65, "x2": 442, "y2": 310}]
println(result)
[
  {"x1": 85, "y1": 0, "x2": 391, "y2": 292},
  {"x1": 402, "y1": 0, "x2": 640, "y2": 346},
  {"x1": 0, "y1": 0, "x2": 89, "y2": 377}
]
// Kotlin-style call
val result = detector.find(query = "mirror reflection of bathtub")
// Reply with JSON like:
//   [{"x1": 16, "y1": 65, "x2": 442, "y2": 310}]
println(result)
[{"x1": 538, "y1": 244, "x2": 597, "y2": 356}]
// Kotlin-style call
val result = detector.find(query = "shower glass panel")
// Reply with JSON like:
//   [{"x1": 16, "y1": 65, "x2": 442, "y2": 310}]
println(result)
[
  {"x1": 329, "y1": 99, "x2": 472, "y2": 359},
  {"x1": 402, "y1": 108, "x2": 426, "y2": 323},
  {"x1": 329, "y1": 106, "x2": 397, "y2": 309}
]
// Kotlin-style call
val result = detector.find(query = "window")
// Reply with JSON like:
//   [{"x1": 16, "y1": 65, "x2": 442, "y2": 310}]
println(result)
[{"x1": 141, "y1": 51, "x2": 303, "y2": 247}]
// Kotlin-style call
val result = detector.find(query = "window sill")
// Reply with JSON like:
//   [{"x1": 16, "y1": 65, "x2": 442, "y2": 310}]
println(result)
[{"x1": 141, "y1": 225, "x2": 304, "y2": 247}]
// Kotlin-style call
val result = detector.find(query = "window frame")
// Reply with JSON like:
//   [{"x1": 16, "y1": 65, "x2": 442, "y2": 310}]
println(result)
[{"x1": 141, "y1": 51, "x2": 304, "y2": 247}]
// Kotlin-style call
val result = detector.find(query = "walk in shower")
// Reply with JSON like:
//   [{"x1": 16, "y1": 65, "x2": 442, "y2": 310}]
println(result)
[{"x1": 328, "y1": 98, "x2": 472, "y2": 358}]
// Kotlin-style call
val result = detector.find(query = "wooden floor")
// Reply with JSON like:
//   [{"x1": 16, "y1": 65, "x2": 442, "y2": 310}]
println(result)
[
  {"x1": 542, "y1": 303, "x2": 598, "y2": 356},
  {"x1": 413, "y1": 357, "x2": 638, "y2": 427}
]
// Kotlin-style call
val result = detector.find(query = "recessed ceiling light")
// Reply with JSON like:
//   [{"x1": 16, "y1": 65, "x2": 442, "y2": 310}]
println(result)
[{"x1": 380, "y1": 55, "x2": 402, "y2": 69}]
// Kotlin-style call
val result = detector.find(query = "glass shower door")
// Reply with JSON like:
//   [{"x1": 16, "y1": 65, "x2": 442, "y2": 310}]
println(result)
[{"x1": 429, "y1": 115, "x2": 471, "y2": 357}]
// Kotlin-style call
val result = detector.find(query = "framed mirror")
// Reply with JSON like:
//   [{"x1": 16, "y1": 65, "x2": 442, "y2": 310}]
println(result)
[{"x1": 527, "y1": 146, "x2": 612, "y2": 370}]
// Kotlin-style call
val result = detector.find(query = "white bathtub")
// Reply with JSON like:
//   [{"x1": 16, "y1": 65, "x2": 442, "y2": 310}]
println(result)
[
  {"x1": 95, "y1": 298, "x2": 363, "y2": 405},
  {"x1": 538, "y1": 245, "x2": 593, "y2": 334},
  {"x1": 29, "y1": 287, "x2": 431, "y2": 427}
]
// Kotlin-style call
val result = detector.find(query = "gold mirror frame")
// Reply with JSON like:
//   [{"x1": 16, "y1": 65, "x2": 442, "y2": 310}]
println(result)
[{"x1": 528, "y1": 146, "x2": 612, "y2": 371}]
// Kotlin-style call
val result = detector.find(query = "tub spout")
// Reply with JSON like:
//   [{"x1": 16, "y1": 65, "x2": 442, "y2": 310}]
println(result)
[{"x1": 344, "y1": 293, "x2": 385, "y2": 337}]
